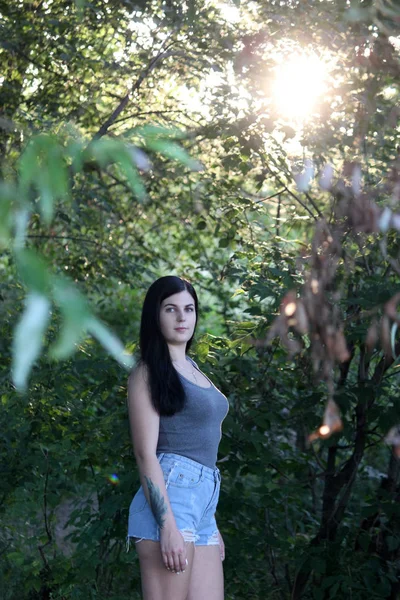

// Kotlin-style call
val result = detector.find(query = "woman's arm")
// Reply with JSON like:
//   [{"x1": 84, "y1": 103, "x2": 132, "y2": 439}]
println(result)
[{"x1": 128, "y1": 365, "x2": 187, "y2": 573}]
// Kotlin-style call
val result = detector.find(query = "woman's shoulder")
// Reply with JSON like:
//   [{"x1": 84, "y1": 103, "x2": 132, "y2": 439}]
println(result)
[{"x1": 128, "y1": 360, "x2": 149, "y2": 388}]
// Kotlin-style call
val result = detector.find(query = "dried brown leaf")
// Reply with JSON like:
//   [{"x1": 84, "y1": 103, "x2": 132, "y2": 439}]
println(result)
[
  {"x1": 308, "y1": 399, "x2": 343, "y2": 443},
  {"x1": 381, "y1": 315, "x2": 393, "y2": 357},
  {"x1": 384, "y1": 292, "x2": 400, "y2": 325},
  {"x1": 384, "y1": 425, "x2": 400, "y2": 458},
  {"x1": 365, "y1": 319, "x2": 379, "y2": 354},
  {"x1": 293, "y1": 300, "x2": 309, "y2": 335},
  {"x1": 334, "y1": 330, "x2": 350, "y2": 362}
]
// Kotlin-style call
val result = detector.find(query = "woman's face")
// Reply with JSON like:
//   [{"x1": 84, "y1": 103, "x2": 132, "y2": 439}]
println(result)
[{"x1": 159, "y1": 290, "x2": 197, "y2": 346}]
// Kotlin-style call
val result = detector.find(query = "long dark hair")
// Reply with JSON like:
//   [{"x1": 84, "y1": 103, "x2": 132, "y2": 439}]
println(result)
[{"x1": 139, "y1": 276, "x2": 198, "y2": 416}]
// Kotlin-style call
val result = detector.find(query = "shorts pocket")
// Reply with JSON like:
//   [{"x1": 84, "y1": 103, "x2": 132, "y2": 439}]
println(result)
[
  {"x1": 164, "y1": 464, "x2": 203, "y2": 489},
  {"x1": 129, "y1": 487, "x2": 147, "y2": 514}
]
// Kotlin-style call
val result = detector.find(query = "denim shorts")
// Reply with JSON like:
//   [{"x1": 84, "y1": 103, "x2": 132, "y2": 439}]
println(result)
[{"x1": 127, "y1": 453, "x2": 221, "y2": 547}]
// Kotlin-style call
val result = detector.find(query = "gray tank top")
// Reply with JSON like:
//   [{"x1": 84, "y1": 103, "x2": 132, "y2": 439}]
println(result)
[{"x1": 157, "y1": 358, "x2": 229, "y2": 469}]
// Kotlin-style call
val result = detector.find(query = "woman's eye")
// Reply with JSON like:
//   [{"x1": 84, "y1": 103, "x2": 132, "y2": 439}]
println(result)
[{"x1": 166, "y1": 307, "x2": 174, "y2": 312}]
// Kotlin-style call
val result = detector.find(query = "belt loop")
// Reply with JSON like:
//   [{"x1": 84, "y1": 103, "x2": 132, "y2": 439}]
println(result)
[{"x1": 158, "y1": 452, "x2": 164, "y2": 463}]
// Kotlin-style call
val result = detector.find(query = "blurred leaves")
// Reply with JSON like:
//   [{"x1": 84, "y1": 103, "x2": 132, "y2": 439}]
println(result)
[
  {"x1": 0, "y1": 183, "x2": 15, "y2": 247},
  {"x1": 15, "y1": 249, "x2": 51, "y2": 294},
  {"x1": 19, "y1": 134, "x2": 70, "y2": 225},
  {"x1": 87, "y1": 137, "x2": 147, "y2": 201},
  {"x1": 1, "y1": 117, "x2": 201, "y2": 387},
  {"x1": 12, "y1": 292, "x2": 51, "y2": 391},
  {"x1": 86, "y1": 317, "x2": 134, "y2": 370},
  {"x1": 51, "y1": 276, "x2": 91, "y2": 360}
]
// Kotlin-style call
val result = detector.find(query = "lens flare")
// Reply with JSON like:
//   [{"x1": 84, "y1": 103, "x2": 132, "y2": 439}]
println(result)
[
  {"x1": 309, "y1": 399, "x2": 343, "y2": 443},
  {"x1": 272, "y1": 53, "x2": 328, "y2": 122},
  {"x1": 107, "y1": 473, "x2": 120, "y2": 485},
  {"x1": 319, "y1": 425, "x2": 330, "y2": 436}
]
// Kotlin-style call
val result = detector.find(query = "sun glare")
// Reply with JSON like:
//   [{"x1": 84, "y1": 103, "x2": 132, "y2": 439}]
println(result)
[
  {"x1": 216, "y1": 1, "x2": 241, "y2": 23},
  {"x1": 272, "y1": 53, "x2": 328, "y2": 122}
]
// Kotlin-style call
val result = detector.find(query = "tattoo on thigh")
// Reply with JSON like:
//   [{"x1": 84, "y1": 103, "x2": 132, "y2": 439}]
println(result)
[{"x1": 144, "y1": 476, "x2": 168, "y2": 528}]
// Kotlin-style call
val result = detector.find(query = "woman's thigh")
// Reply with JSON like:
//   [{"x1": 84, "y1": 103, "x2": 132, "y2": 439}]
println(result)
[
  {"x1": 136, "y1": 540, "x2": 195, "y2": 600},
  {"x1": 187, "y1": 545, "x2": 224, "y2": 600}
]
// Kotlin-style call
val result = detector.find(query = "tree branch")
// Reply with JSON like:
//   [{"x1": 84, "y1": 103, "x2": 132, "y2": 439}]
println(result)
[
  {"x1": 37, "y1": 448, "x2": 52, "y2": 572},
  {"x1": 91, "y1": 45, "x2": 177, "y2": 142}
]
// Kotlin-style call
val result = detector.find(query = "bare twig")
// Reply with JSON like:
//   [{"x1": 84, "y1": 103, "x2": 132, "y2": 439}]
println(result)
[
  {"x1": 37, "y1": 448, "x2": 52, "y2": 570},
  {"x1": 91, "y1": 39, "x2": 178, "y2": 142}
]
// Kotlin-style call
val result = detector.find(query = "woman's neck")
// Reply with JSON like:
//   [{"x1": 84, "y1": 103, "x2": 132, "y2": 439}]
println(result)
[{"x1": 168, "y1": 345, "x2": 187, "y2": 363}]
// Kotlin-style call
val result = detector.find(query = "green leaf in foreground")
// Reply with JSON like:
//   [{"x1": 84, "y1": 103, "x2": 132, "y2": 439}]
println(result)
[
  {"x1": 51, "y1": 277, "x2": 91, "y2": 359},
  {"x1": 12, "y1": 292, "x2": 51, "y2": 391},
  {"x1": 0, "y1": 183, "x2": 15, "y2": 247},
  {"x1": 19, "y1": 133, "x2": 69, "y2": 225},
  {"x1": 88, "y1": 138, "x2": 147, "y2": 200},
  {"x1": 145, "y1": 139, "x2": 203, "y2": 171},
  {"x1": 15, "y1": 249, "x2": 51, "y2": 294},
  {"x1": 86, "y1": 317, "x2": 134, "y2": 370},
  {"x1": 51, "y1": 277, "x2": 134, "y2": 369}
]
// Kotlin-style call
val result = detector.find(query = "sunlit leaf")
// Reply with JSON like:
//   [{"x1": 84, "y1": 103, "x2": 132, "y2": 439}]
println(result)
[
  {"x1": 319, "y1": 163, "x2": 334, "y2": 191},
  {"x1": 86, "y1": 317, "x2": 134, "y2": 369},
  {"x1": 13, "y1": 207, "x2": 31, "y2": 250},
  {"x1": 145, "y1": 139, "x2": 203, "y2": 171},
  {"x1": 128, "y1": 146, "x2": 152, "y2": 171},
  {"x1": 66, "y1": 137, "x2": 86, "y2": 174},
  {"x1": 19, "y1": 134, "x2": 69, "y2": 225},
  {"x1": 88, "y1": 137, "x2": 117, "y2": 168},
  {"x1": 89, "y1": 138, "x2": 147, "y2": 200},
  {"x1": 196, "y1": 341, "x2": 210, "y2": 361},
  {"x1": 115, "y1": 148, "x2": 147, "y2": 201},
  {"x1": 12, "y1": 292, "x2": 51, "y2": 391},
  {"x1": 134, "y1": 124, "x2": 186, "y2": 140},
  {"x1": 390, "y1": 323, "x2": 398, "y2": 358},
  {"x1": 293, "y1": 159, "x2": 314, "y2": 193},
  {"x1": 351, "y1": 164, "x2": 362, "y2": 196}
]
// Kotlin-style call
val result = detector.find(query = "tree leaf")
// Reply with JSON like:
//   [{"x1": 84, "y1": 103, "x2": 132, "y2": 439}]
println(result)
[
  {"x1": 145, "y1": 139, "x2": 203, "y2": 171},
  {"x1": 12, "y1": 292, "x2": 51, "y2": 391},
  {"x1": 15, "y1": 249, "x2": 50, "y2": 293},
  {"x1": 0, "y1": 182, "x2": 15, "y2": 246},
  {"x1": 51, "y1": 277, "x2": 90, "y2": 359},
  {"x1": 19, "y1": 134, "x2": 69, "y2": 225},
  {"x1": 13, "y1": 207, "x2": 31, "y2": 250},
  {"x1": 86, "y1": 317, "x2": 134, "y2": 369}
]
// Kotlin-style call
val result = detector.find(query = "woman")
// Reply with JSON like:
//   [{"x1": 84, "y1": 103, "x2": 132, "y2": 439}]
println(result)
[{"x1": 127, "y1": 276, "x2": 229, "y2": 600}]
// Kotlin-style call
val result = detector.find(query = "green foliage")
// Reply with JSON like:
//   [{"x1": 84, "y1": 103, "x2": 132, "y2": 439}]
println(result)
[
  {"x1": 2, "y1": 116, "x2": 202, "y2": 387},
  {"x1": 1, "y1": 0, "x2": 400, "y2": 598}
]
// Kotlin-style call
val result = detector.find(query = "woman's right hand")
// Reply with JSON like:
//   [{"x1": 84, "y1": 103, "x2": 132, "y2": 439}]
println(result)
[{"x1": 160, "y1": 526, "x2": 187, "y2": 574}]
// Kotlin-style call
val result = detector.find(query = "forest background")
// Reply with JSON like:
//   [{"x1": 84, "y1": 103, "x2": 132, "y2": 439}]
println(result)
[{"x1": 1, "y1": 0, "x2": 400, "y2": 598}]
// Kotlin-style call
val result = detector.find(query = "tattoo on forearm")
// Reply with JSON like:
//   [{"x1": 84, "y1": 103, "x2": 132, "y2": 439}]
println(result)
[{"x1": 144, "y1": 476, "x2": 168, "y2": 528}]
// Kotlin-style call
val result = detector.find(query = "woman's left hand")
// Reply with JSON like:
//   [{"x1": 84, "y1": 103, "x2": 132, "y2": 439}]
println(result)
[{"x1": 218, "y1": 530, "x2": 225, "y2": 561}]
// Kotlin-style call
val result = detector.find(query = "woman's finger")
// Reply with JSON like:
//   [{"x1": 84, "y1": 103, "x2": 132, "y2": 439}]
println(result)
[
  {"x1": 178, "y1": 550, "x2": 187, "y2": 573},
  {"x1": 163, "y1": 552, "x2": 174, "y2": 572},
  {"x1": 172, "y1": 551, "x2": 183, "y2": 574}
]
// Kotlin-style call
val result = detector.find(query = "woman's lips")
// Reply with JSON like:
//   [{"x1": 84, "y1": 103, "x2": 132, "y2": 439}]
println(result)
[{"x1": 175, "y1": 327, "x2": 187, "y2": 332}]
